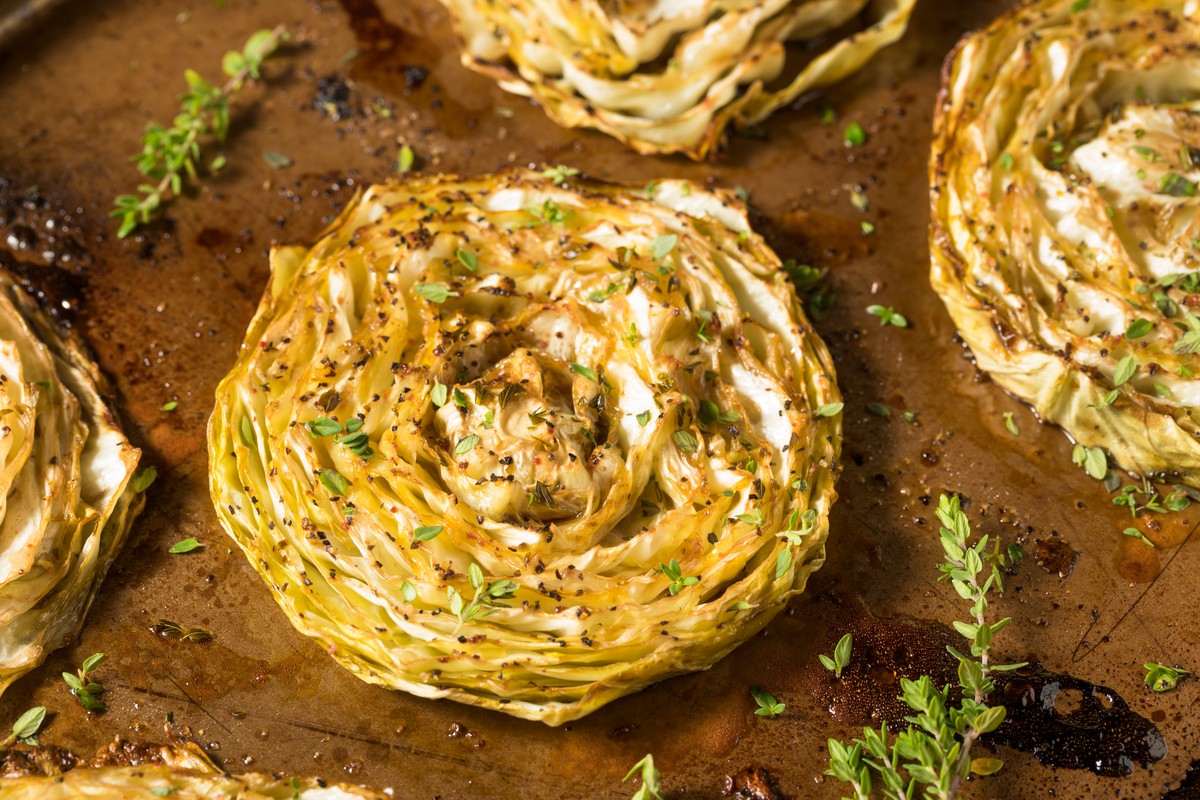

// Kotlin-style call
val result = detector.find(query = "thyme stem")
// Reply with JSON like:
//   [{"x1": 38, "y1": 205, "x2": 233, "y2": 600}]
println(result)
[{"x1": 111, "y1": 24, "x2": 288, "y2": 237}]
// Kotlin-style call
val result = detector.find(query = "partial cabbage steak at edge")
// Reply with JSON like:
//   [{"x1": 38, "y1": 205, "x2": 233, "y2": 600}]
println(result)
[
  {"x1": 208, "y1": 168, "x2": 841, "y2": 724},
  {"x1": 931, "y1": 0, "x2": 1200, "y2": 488},
  {"x1": 0, "y1": 273, "x2": 144, "y2": 695},
  {"x1": 441, "y1": 0, "x2": 916, "y2": 159},
  {"x1": 0, "y1": 728, "x2": 387, "y2": 798}
]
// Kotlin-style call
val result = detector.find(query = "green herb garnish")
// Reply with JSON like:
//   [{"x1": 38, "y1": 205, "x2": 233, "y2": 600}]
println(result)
[
  {"x1": 623, "y1": 754, "x2": 664, "y2": 800},
  {"x1": 751, "y1": 686, "x2": 785, "y2": 718},
  {"x1": 1003, "y1": 412, "x2": 1019, "y2": 436},
  {"x1": 542, "y1": 165, "x2": 579, "y2": 185},
  {"x1": 819, "y1": 632, "x2": 853, "y2": 678},
  {"x1": 1113, "y1": 354, "x2": 1137, "y2": 386},
  {"x1": 168, "y1": 537, "x2": 202, "y2": 554},
  {"x1": 414, "y1": 283, "x2": 452, "y2": 303},
  {"x1": 1158, "y1": 172, "x2": 1198, "y2": 197},
  {"x1": 673, "y1": 430, "x2": 699, "y2": 452},
  {"x1": 1144, "y1": 663, "x2": 1190, "y2": 692},
  {"x1": 413, "y1": 525, "x2": 443, "y2": 541},
  {"x1": 1125, "y1": 318, "x2": 1152, "y2": 339},
  {"x1": 1175, "y1": 313, "x2": 1200, "y2": 354},
  {"x1": 431, "y1": 381, "x2": 449, "y2": 408},
  {"x1": 824, "y1": 495, "x2": 1024, "y2": 799},
  {"x1": 3, "y1": 707, "x2": 46, "y2": 747},
  {"x1": 815, "y1": 402, "x2": 843, "y2": 417},
  {"x1": 1122, "y1": 527, "x2": 1155, "y2": 548},
  {"x1": 63, "y1": 652, "x2": 107, "y2": 713},
  {"x1": 867, "y1": 304, "x2": 908, "y2": 328},
  {"x1": 867, "y1": 402, "x2": 891, "y2": 418},
  {"x1": 456, "y1": 248, "x2": 478, "y2": 272},
  {"x1": 1072, "y1": 444, "x2": 1107, "y2": 481},
  {"x1": 650, "y1": 234, "x2": 678, "y2": 260},
  {"x1": 528, "y1": 199, "x2": 573, "y2": 225},
  {"x1": 318, "y1": 468, "x2": 349, "y2": 496},
  {"x1": 660, "y1": 559, "x2": 699, "y2": 595},
  {"x1": 397, "y1": 144, "x2": 415, "y2": 174},
  {"x1": 454, "y1": 434, "x2": 480, "y2": 455},
  {"x1": 570, "y1": 363, "x2": 597, "y2": 381},
  {"x1": 263, "y1": 150, "x2": 292, "y2": 169},
  {"x1": 112, "y1": 26, "x2": 289, "y2": 237},
  {"x1": 844, "y1": 122, "x2": 867, "y2": 147},
  {"x1": 449, "y1": 563, "x2": 518, "y2": 633},
  {"x1": 131, "y1": 466, "x2": 158, "y2": 493}
]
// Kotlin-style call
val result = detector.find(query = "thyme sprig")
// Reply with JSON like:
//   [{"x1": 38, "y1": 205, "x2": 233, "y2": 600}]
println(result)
[
  {"x1": 820, "y1": 632, "x2": 853, "y2": 678},
  {"x1": 660, "y1": 559, "x2": 699, "y2": 595},
  {"x1": 1144, "y1": 663, "x2": 1190, "y2": 693},
  {"x1": 624, "y1": 754, "x2": 664, "y2": 800},
  {"x1": 111, "y1": 25, "x2": 289, "y2": 237},
  {"x1": 751, "y1": 686, "x2": 785, "y2": 718},
  {"x1": 448, "y1": 563, "x2": 518, "y2": 634},
  {"x1": 2, "y1": 707, "x2": 46, "y2": 748},
  {"x1": 62, "y1": 652, "x2": 108, "y2": 713},
  {"x1": 825, "y1": 495, "x2": 1024, "y2": 800}
]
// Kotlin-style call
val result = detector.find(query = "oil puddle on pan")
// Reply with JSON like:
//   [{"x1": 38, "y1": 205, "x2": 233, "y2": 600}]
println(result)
[{"x1": 814, "y1": 615, "x2": 1165, "y2": 778}]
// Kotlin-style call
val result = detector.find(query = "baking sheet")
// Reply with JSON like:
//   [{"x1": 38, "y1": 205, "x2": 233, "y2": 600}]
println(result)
[{"x1": 0, "y1": 0, "x2": 1197, "y2": 797}]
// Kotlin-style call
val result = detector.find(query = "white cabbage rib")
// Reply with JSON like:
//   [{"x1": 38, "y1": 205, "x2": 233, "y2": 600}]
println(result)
[
  {"x1": 931, "y1": 0, "x2": 1200, "y2": 487},
  {"x1": 208, "y1": 169, "x2": 841, "y2": 724},
  {"x1": 0, "y1": 734, "x2": 386, "y2": 799},
  {"x1": 0, "y1": 273, "x2": 142, "y2": 695},
  {"x1": 441, "y1": 0, "x2": 916, "y2": 159}
]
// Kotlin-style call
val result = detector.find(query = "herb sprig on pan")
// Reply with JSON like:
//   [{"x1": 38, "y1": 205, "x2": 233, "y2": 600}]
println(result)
[
  {"x1": 624, "y1": 754, "x2": 664, "y2": 800},
  {"x1": 112, "y1": 25, "x2": 289, "y2": 237},
  {"x1": 820, "y1": 632, "x2": 853, "y2": 678},
  {"x1": 2, "y1": 707, "x2": 45, "y2": 748},
  {"x1": 1144, "y1": 662, "x2": 1189, "y2": 693},
  {"x1": 825, "y1": 495, "x2": 1024, "y2": 800},
  {"x1": 63, "y1": 652, "x2": 108, "y2": 713}
]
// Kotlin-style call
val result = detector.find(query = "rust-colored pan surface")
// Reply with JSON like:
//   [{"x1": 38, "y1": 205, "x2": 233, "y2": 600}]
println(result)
[{"x1": 0, "y1": 1, "x2": 1197, "y2": 797}]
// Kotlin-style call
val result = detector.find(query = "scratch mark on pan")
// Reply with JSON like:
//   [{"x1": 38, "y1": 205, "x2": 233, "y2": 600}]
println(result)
[
  {"x1": 112, "y1": 682, "x2": 232, "y2": 735},
  {"x1": 1071, "y1": 519, "x2": 1199, "y2": 664},
  {"x1": 112, "y1": 683, "x2": 196, "y2": 704},
  {"x1": 164, "y1": 670, "x2": 233, "y2": 735},
  {"x1": 107, "y1": 685, "x2": 488, "y2": 772},
  {"x1": 277, "y1": 717, "x2": 480, "y2": 768}
]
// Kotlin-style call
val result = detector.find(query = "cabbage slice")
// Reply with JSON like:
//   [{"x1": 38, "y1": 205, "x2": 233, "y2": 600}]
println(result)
[
  {"x1": 0, "y1": 732, "x2": 386, "y2": 799},
  {"x1": 442, "y1": 0, "x2": 916, "y2": 159},
  {"x1": 0, "y1": 273, "x2": 143, "y2": 695},
  {"x1": 931, "y1": 0, "x2": 1200, "y2": 487},
  {"x1": 208, "y1": 169, "x2": 841, "y2": 724}
]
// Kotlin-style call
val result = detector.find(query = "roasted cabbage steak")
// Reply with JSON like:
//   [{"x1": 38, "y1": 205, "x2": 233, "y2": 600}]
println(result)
[
  {"x1": 0, "y1": 272, "x2": 144, "y2": 696},
  {"x1": 0, "y1": 729, "x2": 387, "y2": 798},
  {"x1": 931, "y1": 0, "x2": 1200, "y2": 487},
  {"x1": 208, "y1": 168, "x2": 841, "y2": 724},
  {"x1": 441, "y1": 0, "x2": 916, "y2": 159}
]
